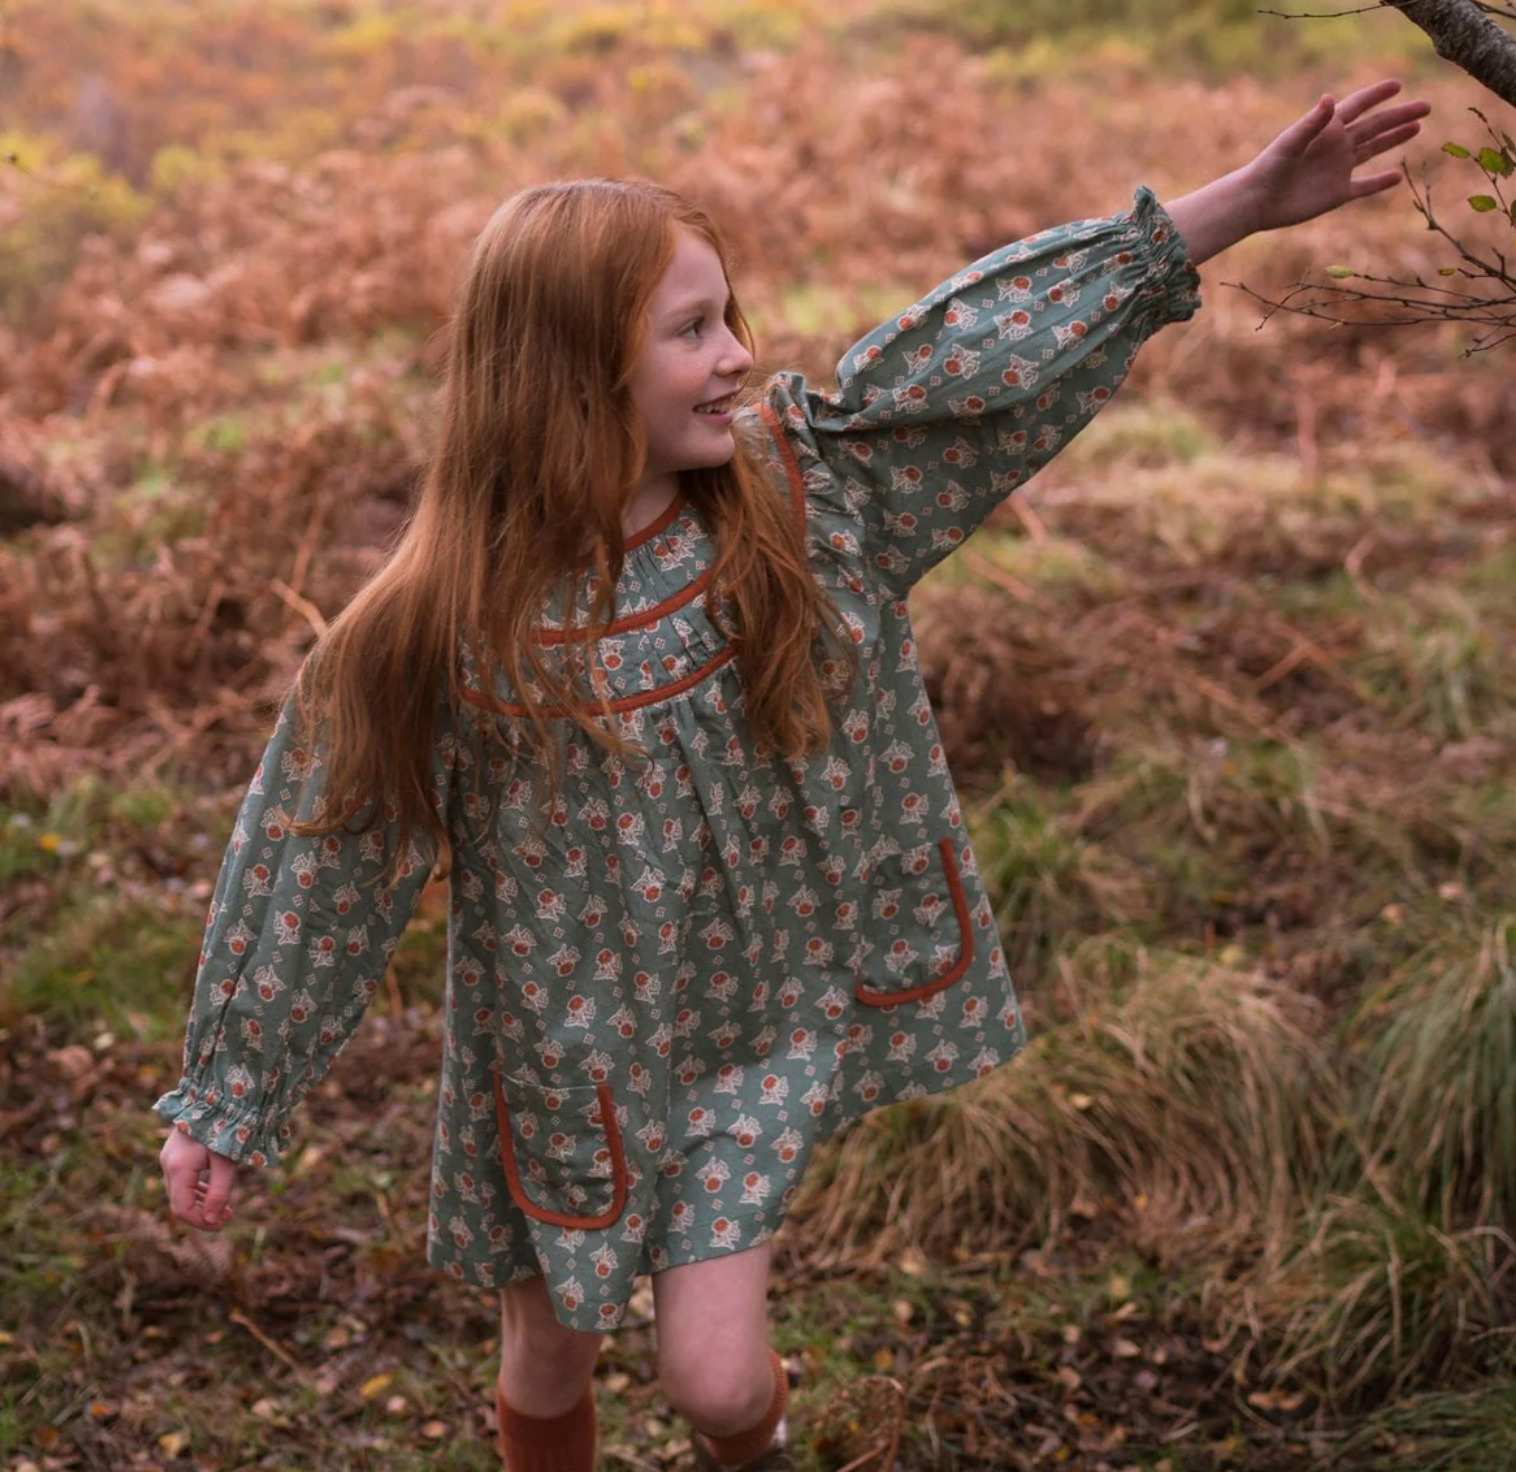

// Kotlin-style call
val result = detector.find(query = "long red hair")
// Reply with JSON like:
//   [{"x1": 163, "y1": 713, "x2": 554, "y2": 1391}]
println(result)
[{"x1": 290, "y1": 177, "x2": 852, "y2": 877}]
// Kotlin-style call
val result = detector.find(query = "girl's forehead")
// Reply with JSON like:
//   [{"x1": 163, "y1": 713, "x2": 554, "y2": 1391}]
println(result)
[{"x1": 652, "y1": 227, "x2": 728, "y2": 305}]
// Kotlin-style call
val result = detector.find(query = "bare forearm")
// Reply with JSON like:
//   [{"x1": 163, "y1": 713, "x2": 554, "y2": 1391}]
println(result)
[{"x1": 1162, "y1": 167, "x2": 1264, "y2": 269}]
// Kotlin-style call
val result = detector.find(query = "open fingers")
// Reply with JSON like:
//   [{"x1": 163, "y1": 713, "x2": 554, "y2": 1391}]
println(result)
[
  {"x1": 1354, "y1": 121, "x2": 1426, "y2": 167},
  {"x1": 1275, "y1": 94, "x2": 1337, "y2": 160},
  {"x1": 1335, "y1": 78, "x2": 1406, "y2": 127},
  {"x1": 1350, "y1": 100, "x2": 1432, "y2": 146},
  {"x1": 1348, "y1": 168, "x2": 1406, "y2": 201}
]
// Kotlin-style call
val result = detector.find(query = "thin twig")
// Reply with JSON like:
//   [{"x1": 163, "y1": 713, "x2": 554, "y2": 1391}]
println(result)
[{"x1": 227, "y1": 1308, "x2": 313, "y2": 1382}]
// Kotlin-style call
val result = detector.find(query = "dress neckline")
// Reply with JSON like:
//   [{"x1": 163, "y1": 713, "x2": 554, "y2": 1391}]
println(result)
[{"x1": 623, "y1": 489, "x2": 687, "y2": 551}]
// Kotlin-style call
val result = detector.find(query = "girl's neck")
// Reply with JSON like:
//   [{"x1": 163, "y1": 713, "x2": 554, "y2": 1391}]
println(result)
[
  {"x1": 621, "y1": 475, "x2": 680, "y2": 541},
  {"x1": 577, "y1": 477, "x2": 680, "y2": 559}
]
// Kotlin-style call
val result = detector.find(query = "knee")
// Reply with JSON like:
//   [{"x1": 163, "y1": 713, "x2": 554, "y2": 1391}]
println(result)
[
  {"x1": 499, "y1": 1324, "x2": 599, "y2": 1382},
  {"x1": 659, "y1": 1349, "x2": 775, "y2": 1436},
  {"x1": 499, "y1": 1279, "x2": 601, "y2": 1378}
]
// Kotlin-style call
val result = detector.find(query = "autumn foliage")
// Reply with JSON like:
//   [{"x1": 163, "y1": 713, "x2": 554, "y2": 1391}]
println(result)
[{"x1": 5, "y1": 1, "x2": 1516, "y2": 1468}]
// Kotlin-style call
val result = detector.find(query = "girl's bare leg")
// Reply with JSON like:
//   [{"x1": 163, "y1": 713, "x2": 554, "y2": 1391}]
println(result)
[
  {"x1": 498, "y1": 1274, "x2": 603, "y2": 1417},
  {"x1": 653, "y1": 1238, "x2": 777, "y2": 1436}
]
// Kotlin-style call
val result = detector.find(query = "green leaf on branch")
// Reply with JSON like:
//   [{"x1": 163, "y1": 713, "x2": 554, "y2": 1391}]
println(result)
[
  {"x1": 1442, "y1": 142, "x2": 1472, "y2": 159},
  {"x1": 1468, "y1": 195, "x2": 1499, "y2": 213},
  {"x1": 1438, "y1": 267, "x2": 1458, "y2": 276},
  {"x1": 1325, "y1": 265, "x2": 1357, "y2": 279},
  {"x1": 1476, "y1": 147, "x2": 1514, "y2": 178}
]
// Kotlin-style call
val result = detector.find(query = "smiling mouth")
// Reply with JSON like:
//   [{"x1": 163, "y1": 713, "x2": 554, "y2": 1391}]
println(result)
[{"x1": 694, "y1": 394, "x2": 738, "y2": 415}]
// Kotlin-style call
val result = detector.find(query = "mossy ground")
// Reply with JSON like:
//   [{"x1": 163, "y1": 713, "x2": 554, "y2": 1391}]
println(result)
[{"x1": 5, "y1": 1, "x2": 1516, "y2": 1469}]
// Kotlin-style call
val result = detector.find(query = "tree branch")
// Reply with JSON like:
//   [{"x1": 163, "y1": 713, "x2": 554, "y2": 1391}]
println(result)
[
  {"x1": 1228, "y1": 160, "x2": 1516, "y2": 353},
  {"x1": 1386, "y1": 0, "x2": 1516, "y2": 107}
]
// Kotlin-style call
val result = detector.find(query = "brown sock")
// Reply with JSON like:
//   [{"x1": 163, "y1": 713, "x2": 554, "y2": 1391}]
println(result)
[
  {"x1": 496, "y1": 1379, "x2": 598, "y2": 1472},
  {"x1": 696, "y1": 1348, "x2": 788, "y2": 1468}
]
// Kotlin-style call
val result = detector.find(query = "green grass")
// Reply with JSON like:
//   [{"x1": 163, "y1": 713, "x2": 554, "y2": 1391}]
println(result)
[
  {"x1": 0, "y1": 777, "x2": 211, "y2": 1042},
  {"x1": 907, "y1": 0, "x2": 1419, "y2": 76},
  {"x1": 1348, "y1": 917, "x2": 1516, "y2": 1227},
  {"x1": 1359, "y1": 584, "x2": 1510, "y2": 744},
  {"x1": 1268, "y1": 1195, "x2": 1516, "y2": 1404},
  {"x1": 1325, "y1": 1380, "x2": 1516, "y2": 1470},
  {"x1": 1, "y1": 888, "x2": 192, "y2": 1041},
  {"x1": 970, "y1": 776, "x2": 1152, "y2": 994}
]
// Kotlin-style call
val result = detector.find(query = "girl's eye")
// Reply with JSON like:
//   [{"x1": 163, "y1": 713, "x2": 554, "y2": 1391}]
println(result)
[{"x1": 681, "y1": 318, "x2": 703, "y2": 339}]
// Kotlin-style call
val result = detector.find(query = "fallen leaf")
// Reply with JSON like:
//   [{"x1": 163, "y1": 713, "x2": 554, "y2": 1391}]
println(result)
[
  {"x1": 897, "y1": 1245, "x2": 929, "y2": 1277},
  {"x1": 360, "y1": 1373, "x2": 394, "y2": 1400},
  {"x1": 1247, "y1": 1389, "x2": 1307, "y2": 1412},
  {"x1": 158, "y1": 1429, "x2": 189, "y2": 1457}
]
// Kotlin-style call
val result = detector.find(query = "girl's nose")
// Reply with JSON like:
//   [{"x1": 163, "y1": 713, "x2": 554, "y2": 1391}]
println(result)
[{"x1": 720, "y1": 327, "x2": 755, "y2": 377}]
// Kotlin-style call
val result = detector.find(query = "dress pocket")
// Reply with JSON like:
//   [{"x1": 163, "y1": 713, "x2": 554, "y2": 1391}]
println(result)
[
  {"x1": 493, "y1": 1072, "x2": 630, "y2": 1229},
  {"x1": 854, "y1": 836, "x2": 976, "y2": 1007}
]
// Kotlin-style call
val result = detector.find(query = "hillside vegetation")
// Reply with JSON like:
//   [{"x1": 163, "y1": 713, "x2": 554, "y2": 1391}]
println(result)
[{"x1": 3, "y1": 2, "x2": 1516, "y2": 1470}]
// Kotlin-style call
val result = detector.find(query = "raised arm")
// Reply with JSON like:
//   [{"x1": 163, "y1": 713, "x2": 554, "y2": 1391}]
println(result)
[{"x1": 1164, "y1": 80, "x2": 1430, "y2": 266}]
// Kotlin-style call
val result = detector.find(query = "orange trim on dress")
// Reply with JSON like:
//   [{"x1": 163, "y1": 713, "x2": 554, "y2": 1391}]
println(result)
[
  {"x1": 461, "y1": 643, "x2": 737, "y2": 719},
  {"x1": 757, "y1": 401, "x2": 808, "y2": 533},
  {"x1": 534, "y1": 567, "x2": 715, "y2": 646},
  {"x1": 624, "y1": 489, "x2": 687, "y2": 550},
  {"x1": 494, "y1": 1073, "x2": 630, "y2": 1230},
  {"x1": 854, "y1": 838, "x2": 976, "y2": 1007}
]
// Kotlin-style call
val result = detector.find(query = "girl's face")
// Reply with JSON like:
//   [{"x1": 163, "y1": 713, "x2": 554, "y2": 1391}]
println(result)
[{"x1": 628, "y1": 226, "x2": 754, "y2": 502}]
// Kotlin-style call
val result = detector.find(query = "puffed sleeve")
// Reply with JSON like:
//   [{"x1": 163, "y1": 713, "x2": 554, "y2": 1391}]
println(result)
[
  {"x1": 754, "y1": 187, "x2": 1201, "y2": 595},
  {"x1": 152, "y1": 685, "x2": 456, "y2": 1167}
]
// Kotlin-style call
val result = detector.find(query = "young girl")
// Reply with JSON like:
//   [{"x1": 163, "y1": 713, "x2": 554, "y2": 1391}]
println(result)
[{"x1": 157, "y1": 81, "x2": 1428, "y2": 1472}]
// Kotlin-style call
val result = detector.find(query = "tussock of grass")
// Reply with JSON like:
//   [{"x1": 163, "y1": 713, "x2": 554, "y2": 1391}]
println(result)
[
  {"x1": 1325, "y1": 1379, "x2": 1516, "y2": 1471},
  {"x1": 1350, "y1": 918, "x2": 1516, "y2": 1228},
  {"x1": 1265, "y1": 1197, "x2": 1516, "y2": 1402},
  {"x1": 1361, "y1": 585, "x2": 1509, "y2": 744},
  {"x1": 795, "y1": 957, "x2": 1332, "y2": 1265}
]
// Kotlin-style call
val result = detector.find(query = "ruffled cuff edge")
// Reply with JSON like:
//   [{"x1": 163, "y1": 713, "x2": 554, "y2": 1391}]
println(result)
[
  {"x1": 1129, "y1": 184, "x2": 1204, "y2": 328},
  {"x1": 153, "y1": 1081, "x2": 288, "y2": 1169}
]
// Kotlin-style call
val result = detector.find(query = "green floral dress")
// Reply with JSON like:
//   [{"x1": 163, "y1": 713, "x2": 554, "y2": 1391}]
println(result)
[{"x1": 155, "y1": 188, "x2": 1201, "y2": 1332}]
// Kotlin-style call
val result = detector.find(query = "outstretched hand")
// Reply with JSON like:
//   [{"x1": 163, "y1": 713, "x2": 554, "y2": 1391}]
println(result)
[{"x1": 1243, "y1": 80, "x2": 1432, "y2": 234}]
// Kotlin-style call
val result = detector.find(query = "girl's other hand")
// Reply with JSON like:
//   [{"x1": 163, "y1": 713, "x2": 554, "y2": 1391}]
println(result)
[
  {"x1": 1242, "y1": 80, "x2": 1432, "y2": 234},
  {"x1": 161, "y1": 1127, "x2": 241, "y2": 1231}
]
